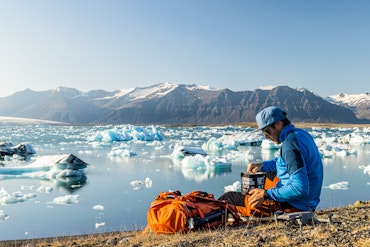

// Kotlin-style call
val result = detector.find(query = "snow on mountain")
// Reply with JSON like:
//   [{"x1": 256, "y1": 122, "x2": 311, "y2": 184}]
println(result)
[
  {"x1": 130, "y1": 82, "x2": 177, "y2": 100},
  {"x1": 98, "y1": 82, "x2": 218, "y2": 101},
  {"x1": 185, "y1": 84, "x2": 219, "y2": 91},
  {"x1": 54, "y1": 87, "x2": 88, "y2": 99},
  {"x1": 259, "y1": 85, "x2": 277, "y2": 90},
  {"x1": 328, "y1": 93, "x2": 370, "y2": 107},
  {"x1": 98, "y1": 82, "x2": 177, "y2": 101},
  {"x1": 110, "y1": 88, "x2": 136, "y2": 99}
]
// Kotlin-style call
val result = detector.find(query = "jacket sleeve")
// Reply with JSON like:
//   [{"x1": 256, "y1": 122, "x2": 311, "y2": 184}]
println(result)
[
  {"x1": 261, "y1": 158, "x2": 278, "y2": 172},
  {"x1": 267, "y1": 136, "x2": 309, "y2": 202}
]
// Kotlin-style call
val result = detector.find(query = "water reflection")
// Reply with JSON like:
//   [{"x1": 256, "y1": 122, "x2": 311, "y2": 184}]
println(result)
[
  {"x1": 181, "y1": 165, "x2": 232, "y2": 182},
  {"x1": 53, "y1": 175, "x2": 87, "y2": 193},
  {"x1": 170, "y1": 147, "x2": 234, "y2": 182}
]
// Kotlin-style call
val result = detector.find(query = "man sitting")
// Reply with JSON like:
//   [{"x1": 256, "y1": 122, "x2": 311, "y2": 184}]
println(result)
[{"x1": 219, "y1": 106, "x2": 324, "y2": 217}]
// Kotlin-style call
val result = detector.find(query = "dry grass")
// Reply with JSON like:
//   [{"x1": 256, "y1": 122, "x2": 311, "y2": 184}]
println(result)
[
  {"x1": 1, "y1": 202, "x2": 369, "y2": 247},
  {"x1": 355, "y1": 239, "x2": 370, "y2": 247}
]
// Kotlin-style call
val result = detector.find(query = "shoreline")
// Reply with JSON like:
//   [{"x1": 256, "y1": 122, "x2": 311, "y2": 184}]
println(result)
[{"x1": 1, "y1": 201, "x2": 369, "y2": 246}]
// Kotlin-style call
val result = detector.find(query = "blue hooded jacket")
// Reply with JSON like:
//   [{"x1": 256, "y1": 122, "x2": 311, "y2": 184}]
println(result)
[{"x1": 261, "y1": 124, "x2": 323, "y2": 211}]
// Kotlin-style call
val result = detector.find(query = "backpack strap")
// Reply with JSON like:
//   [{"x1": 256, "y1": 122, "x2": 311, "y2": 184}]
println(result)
[
  {"x1": 155, "y1": 190, "x2": 181, "y2": 200},
  {"x1": 141, "y1": 224, "x2": 151, "y2": 235},
  {"x1": 184, "y1": 193, "x2": 241, "y2": 222}
]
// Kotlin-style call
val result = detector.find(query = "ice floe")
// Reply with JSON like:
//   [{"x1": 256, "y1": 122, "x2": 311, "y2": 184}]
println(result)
[
  {"x1": 95, "y1": 222, "x2": 105, "y2": 229},
  {"x1": 261, "y1": 139, "x2": 281, "y2": 150},
  {"x1": 93, "y1": 204, "x2": 105, "y2": 211},
  {"x1": 359, "y1": 165, "x2": 370, "y2": 176},
  {"x1": 88, "y1": 125, "x2": 163, "y2": 142},
  {"x1": 130, "y1": 177, "x2": 152, "y2": 190},
  {"x1": 0, "y1": 210, "x2": 9, "y2": 222},
  {"x1": 0, "y1": 188, "x2": 36, "y2": 205},
  {"x1": 108, "y1": 146, "x2": 137, "y2": 158},
  {"x1": 36, "y1": 185, "x2": 54, "y2": 193},
  {"x1": 52, "y1": 194, "x2": 79, "y2": 205},
  {"x1": 327, "y1": 181, "x2": 349, "y2": 190},
  {"x1": 224, "y1": 181, "x2": 241, "y2": 192},
  {"x1": 0, "y1": 153, "x2": 89, "y2": 196},
  {"x1": 0, "y1": 141, "x2": 36, "y2": 160}
]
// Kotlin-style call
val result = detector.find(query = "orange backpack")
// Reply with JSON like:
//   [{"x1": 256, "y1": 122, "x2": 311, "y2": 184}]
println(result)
[{"x1": 146, "y1": 190, "x2": 241, "y2": 234}]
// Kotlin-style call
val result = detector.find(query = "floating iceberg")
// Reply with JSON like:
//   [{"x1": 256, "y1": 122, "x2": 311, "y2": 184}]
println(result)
[
  {"x1": 130, "y1": 177, "x2": 152, "y2": 189},
  {"x1": 0, "y1": 210, "x2": 9, "y2": 222},
  {"x1": 52, "y1": 194, "x2": 79, "y2": 205},
  {"x1": 54, "y1": 154, "x2": 89, "y2": 170},
  {"x1": 89, "y1": 125, "x2": 163, "y2": 142},
  {"x1": 0, "y1": 153, "x2": 88, "y2": 192},
  {"x1": 0, "y1": 142, "x2": 36, "y2": 160},
  {"x1": 327, "y1": 181, "x2": 349, "y2": 190},
  {"x1": 108, "y1": 147, "x2": 136, "y2": 158},
  {"x1": 224, "y1": 181, "x2": 241, "y2": 192},
  {"x1": 95, "y1": 222, "x2": 105, "y2": 229},
  {"x1": 228, "y1": 131, "x2": 263, "y2": 146},
  {"x1": 359, "y1": 165, "x2": 370, "y2": 176},
  {"x1": 0, "y1": 188, "x2": 36, "y2": 205},
  {"x1": 93, "y1": 205, "x2": 104, "y2": 211},
  {"x1": 0, "y1": 154, "x2": 88, "y2": 176},
  {"x1": 169, "y1": 143, "x2": 207, "y2": 159},
  {"x1": 261, "y1": 139, "x2": 281, "y2": 150},
  {"x1": 319, "y1": 144, "x2": 358, "y2": 158},
  {"x1": 201, "y1": 135, "x2": 240, "y2": 152},
  {"x1": 178, "y1": 154, "x2": 232, "y2": 182}
]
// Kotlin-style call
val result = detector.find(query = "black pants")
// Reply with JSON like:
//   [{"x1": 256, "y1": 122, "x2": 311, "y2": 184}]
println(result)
[
  {"x1": 218, "y1": 192, "x2": 246, "y2": 206},
  {"x1": 218, "y1": 191, "x2": 301, "y2": 212}
]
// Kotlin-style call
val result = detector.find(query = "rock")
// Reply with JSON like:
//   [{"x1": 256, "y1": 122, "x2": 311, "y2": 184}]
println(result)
[{"x1": 105, "y1": 237, "x2": 118, "y2": 245}]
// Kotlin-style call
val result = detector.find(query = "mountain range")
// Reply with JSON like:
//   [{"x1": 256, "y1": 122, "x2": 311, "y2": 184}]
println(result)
[{"x1": 0, "y1": 83, "x2": 368, "y2": 125}]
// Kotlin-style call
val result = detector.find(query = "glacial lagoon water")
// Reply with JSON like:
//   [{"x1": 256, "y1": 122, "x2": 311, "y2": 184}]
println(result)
[{"x1": 0, "y1": 124, "x2": 369, "y2": 240}]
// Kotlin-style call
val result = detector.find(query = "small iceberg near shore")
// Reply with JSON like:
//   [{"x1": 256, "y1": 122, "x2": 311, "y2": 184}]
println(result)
[
  {"x1": 327, "y1": 181, "x2": 349, "y2": 190},
  {"x1": 0, "y1": 153, "x2": 89, "y2": 185},
  {"x1": 261, "y1": 139, "x2": 281, "y2": 150},
  {"x1": 0, "y1": 142, "x2": 36, "y2": 161}
]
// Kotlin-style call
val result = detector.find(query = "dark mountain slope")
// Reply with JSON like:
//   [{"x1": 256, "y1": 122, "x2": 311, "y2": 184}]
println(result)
[{"x1": 0, "y1": 84, "x2": 365, "y2": 125}]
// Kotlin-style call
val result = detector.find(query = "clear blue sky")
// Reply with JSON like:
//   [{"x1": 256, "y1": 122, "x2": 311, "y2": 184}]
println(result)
[{"x1": 1, "y1": 0, "x2": 370, "y2": 98}]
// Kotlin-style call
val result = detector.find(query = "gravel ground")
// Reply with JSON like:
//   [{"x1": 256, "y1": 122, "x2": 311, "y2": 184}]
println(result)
[{"x1": 1, "y1": 201, "x2": 369, "y2": 247}]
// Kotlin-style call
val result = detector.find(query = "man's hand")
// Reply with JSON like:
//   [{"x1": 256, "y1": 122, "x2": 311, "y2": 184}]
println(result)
[
  {"x1": 247, "y1": 188, "x2": 265, "y2": 208},
  {"x1": 247, "y1": 162, "x2": 263, "y2": 173}
]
